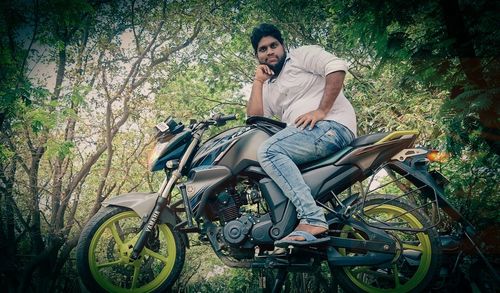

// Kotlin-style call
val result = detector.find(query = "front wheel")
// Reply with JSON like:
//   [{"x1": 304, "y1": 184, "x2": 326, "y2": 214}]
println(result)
[
  {"x1": 331, "y1": 195, "x2": 441, "y2": 293},
  {"x1": 76, "y1": 206, "x2": 186, "y2": 293}
]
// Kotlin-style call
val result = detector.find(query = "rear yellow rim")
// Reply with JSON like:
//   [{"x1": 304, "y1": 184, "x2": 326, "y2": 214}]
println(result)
[{"x1": 340, "y1": 204, "x2": 432, "y2": 292}]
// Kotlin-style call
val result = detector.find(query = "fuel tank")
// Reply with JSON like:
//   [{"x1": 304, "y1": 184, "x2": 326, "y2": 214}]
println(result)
[
  {"x1": 190, "y1": 126, "x2": 271, "y2": 173},
  {"x1": 217, "y1": 128, "x2": 270, "y2": 173}
]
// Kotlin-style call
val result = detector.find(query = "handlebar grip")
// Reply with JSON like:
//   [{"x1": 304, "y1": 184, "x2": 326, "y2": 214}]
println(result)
[
  {"x1": 207, "y1": 114, "x2": 237, "y2": 126},
  {"x1": 219, "y1": 114, "x2": 237, "y2": 121}
]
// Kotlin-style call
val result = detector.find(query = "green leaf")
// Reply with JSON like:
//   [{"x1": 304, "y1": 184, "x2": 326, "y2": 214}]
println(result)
[
  {"x1": 45, "y1": 140, "x2": 75, "y2": 160},
  {"x1": 27, "y1": 108, "x2": 56, "y2": 133}
]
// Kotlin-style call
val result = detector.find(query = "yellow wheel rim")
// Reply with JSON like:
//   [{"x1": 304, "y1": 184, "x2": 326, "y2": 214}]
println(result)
[
  {"x1": 88, "y1": 210, "x2": 177, "y2": 292},
  {"x1": 340, "y1": 204, "x2": 433, "y2": 292}
]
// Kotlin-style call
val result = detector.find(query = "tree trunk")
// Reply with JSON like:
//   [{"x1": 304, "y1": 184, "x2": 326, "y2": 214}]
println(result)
[
  {"x1": 440, "y1": 0, "x2": 500, "y2": 152},
  {"x1": 0, "y1": 157, "x2": 19, "y2": 292}
]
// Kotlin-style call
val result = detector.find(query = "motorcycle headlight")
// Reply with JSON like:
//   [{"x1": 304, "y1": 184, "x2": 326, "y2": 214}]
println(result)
[
  {"x1": 147, "y1": 116, "x2": 185, "y2": 171},
  {"x1": 147, "y1": 140, "x2": 171, "y2": 171}
]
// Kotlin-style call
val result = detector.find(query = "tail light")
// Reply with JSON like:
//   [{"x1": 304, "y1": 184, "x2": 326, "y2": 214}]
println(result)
[{"x1": 427, "y1": 150, "x2": 449, "y2": 163}]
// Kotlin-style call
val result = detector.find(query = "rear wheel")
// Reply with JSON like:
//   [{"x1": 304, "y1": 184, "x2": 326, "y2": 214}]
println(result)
[
  {"x1": 76, "y1": 206, "x2": 185, "y2": 293},
  {"x1": 331, "y1": 195, "x2": 441, "y2": 293}
]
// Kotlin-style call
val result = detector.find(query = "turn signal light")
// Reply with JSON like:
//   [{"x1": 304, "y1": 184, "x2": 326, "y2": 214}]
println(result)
[{"x1": 427, "y1": 150, "x2": 449, "y2": 163}]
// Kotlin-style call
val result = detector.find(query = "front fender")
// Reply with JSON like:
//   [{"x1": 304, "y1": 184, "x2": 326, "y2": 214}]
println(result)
[
  {"x1": 102, "y1": 192, "x2": 189, "y2": 246},
  {"x1": 103, "y1": 192, "x2": 174, "y2": 222}
]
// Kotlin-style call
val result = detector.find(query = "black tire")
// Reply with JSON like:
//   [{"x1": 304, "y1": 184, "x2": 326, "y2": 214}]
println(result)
[
  {"x1": 330, "y1": 195, "x2": 441, "y2": 293},
  {"x1": 76, "y1": 206, "x2": 186, "y2": 293}
]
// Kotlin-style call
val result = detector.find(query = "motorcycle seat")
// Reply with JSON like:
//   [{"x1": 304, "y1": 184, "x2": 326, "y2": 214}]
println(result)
[
  {"x1": 350, "y1": 132, "x2": 389, "y2": 147},
  {"x1": 299, "y1": 132, "x2": 389, "y2": 172},
  {"x1": 246, "y1": 117, "x2": 388, "y2": 147},
  {"x1": 246, "y1": 116, "x2": 287, "y2": 128},
  {"x1": 300, "y1": 147, "x2": 352, "y2": 172}
]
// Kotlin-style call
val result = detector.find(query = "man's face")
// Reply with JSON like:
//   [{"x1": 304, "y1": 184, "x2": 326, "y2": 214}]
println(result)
[{"x1": 256, "y1": 36, "x2": 286, "y2": 70}]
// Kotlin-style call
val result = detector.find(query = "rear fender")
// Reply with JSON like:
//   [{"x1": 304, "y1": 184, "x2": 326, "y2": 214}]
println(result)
[{"x1": 102, "y1": 192, "x2": 189, "y2": 247}]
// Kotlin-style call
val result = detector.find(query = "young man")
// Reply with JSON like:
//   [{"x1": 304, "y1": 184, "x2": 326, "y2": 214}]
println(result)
[{"x1": 247, "y1": 23, "x2": 357, "y2": 246}]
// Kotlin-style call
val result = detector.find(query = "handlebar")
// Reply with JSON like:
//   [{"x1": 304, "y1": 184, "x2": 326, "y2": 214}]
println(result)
[
  {"x1": 217, "y1": 114, "x2": 237, "y2": 122},
  {"x1": 156, "y1": 114, "x2": 237, "y2": 135},
  {"x1": 209, "y1": 113, "x2": 237, "y2": 126}
]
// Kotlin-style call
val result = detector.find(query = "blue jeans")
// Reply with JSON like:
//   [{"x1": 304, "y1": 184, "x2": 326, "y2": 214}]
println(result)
[{"x1": 257, "y1": 120, "x2": 355, "y2": 229}]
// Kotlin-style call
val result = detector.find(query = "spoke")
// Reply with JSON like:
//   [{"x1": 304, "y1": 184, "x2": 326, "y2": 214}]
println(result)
[
  {"x1": 393, "y1": 264, "x2": 401, "y2": 288},
  {"x1": 96, "y1": 259, "x2": 123, "y2": 269},
  {"x1": 131, "y1": 263, "x2": 141, "y2": 289},
  {"x1": 350, "y1": 266, "x2": 371, "y2": 275},
  {"x1": 403, "y1": 243, "x2": 423, "y2": 252},
  {"x1": 143, "y1": 247, "x2": 168, "y2": 264},
  {"x1": 108, "y1": 223, "x2": 123, "y2": 246},
  {"x1": 356, "y1": 269, "x2": 393, "y2": 280},
  {"x1": 342, "y1": 227, "x2": 365, "y2": 240}
]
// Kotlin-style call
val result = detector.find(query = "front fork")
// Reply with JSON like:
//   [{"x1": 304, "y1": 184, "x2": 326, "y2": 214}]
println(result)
[{"x1": 130, "y1": 130, "x2": 202, "y2": 260}]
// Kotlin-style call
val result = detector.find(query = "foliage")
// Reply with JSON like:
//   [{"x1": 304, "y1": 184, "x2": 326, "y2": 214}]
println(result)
[
  {"x1": 324, "y1": 0, "x2": 499, "y2": 227},
  {"x1": 1, "y1": 0, "x2": 222, "y2": 291},
  {"x1": 437, "y1": 151, "x2": 500, "y2": 229}
]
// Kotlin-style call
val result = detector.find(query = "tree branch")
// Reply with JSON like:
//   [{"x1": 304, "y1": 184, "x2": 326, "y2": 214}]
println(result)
[
  {"x1": 131, "y1": 0, "x2": 141, "y2": 53},
  {"x1": 116, "y1": 19, "x2": 166, "y2": 98},
  {"x1": 17, "y1": 0, "x2": 39, "y2": 89}
]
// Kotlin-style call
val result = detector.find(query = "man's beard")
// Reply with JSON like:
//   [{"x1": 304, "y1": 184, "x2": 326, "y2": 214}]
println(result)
[{"x1": 266, "y1": 52, "x2": 287, "y2": 76}]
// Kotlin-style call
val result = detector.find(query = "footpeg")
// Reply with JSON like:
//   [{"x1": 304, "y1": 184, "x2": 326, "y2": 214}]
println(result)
[
  {"x1": 268, "y1": 247, "x2": 287, "y2": 256},
  {"x1": 254, "y1": 246, "x2": 260, "y2": 257}
]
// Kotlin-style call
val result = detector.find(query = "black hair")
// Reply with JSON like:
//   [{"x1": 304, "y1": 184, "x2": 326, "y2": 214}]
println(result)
[{"x1": 250, "y1": 23, "x2": 284, "y2": 54}]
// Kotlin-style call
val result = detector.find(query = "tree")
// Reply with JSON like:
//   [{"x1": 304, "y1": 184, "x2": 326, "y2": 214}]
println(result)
[
  {"x1": 322, "y1": 0, "x2": 499, "y2": 227},
  {"x1": 0, "y1": 0, "x2": 213, "y2": 291}
]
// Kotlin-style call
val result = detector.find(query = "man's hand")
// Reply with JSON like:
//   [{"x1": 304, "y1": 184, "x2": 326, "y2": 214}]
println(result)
[
  {"x1": 254, "y1": 64, "x2": 274, "y2": 83},
  {"x1": 295, "y1": 109, "x2": 327, "y2": 130},
  {"x1": 248, "y1": 64, "x2": 274, "y2": 116}
]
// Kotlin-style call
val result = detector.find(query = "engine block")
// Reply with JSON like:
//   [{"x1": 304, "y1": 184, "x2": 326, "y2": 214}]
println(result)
[{"x1": 222, "y1": 214, "x2": 255, "y2": 245}]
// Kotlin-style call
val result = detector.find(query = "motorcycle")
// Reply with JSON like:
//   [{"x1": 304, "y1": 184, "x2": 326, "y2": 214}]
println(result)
[{"x1": 76, "y1": 114, "x2": 498, "y2": 292}]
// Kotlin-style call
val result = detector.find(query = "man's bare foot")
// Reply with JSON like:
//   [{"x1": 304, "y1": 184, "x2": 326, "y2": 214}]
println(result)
[{"x1": 282, "y1": 224, "x2": 328, "y2": 241}]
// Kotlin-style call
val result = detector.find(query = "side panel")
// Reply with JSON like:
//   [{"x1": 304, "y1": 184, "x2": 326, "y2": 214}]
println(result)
[
  {"x1": 335, "y1": 137, "x2": 415, "y2": 173},
  {"x1": 258, "y1": 178, "x2": 297, "y2": 240},
  {"x1": 303, "y1": 164, "x2": 364, "y2": 199},
  {"x1": 184, "y1": 166, "x2": 233, "y2": 217}
]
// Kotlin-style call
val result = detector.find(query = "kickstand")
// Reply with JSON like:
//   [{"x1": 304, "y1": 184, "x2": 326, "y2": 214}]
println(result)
[{"x1": 272, "y1": 269, "x2": 288, "y2": 293}]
